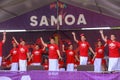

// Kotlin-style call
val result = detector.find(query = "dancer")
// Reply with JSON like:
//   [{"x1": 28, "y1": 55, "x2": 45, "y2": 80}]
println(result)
[
  {"x1": 5, "y1": 41, "x2": 19, "y2": 71},
  {"x1": 72, "y1": 32, "x2": 95, "y2": 65},
  {"x1": 13, "y1": 37, "x2": 30, "y2": 71},
  {"x1": 100, "y1": 30, "x2": 120, "y2": 71},
  {"x1": 59, "y1": 59, "x2": 65, "y2": 71},
  {"x1": 93, "y1": 39, "x2": 106, "y2": 72},
  {"x1": 42, "y1": 58, "x2": 49, "y2": 70},
  {"x1": 0, "y1": 32, "x2": 6, "y2": 66},
  {"x1": 2, "y1": 56, "x2": 11, "y2": 70},
  {"x1": 40, "y1": 37, "x2": 62, "y2": 71},
  {"x1": 29, "y1": 44, "x2": 45, "y2": 66},
  {"x1": 62, "y1": 44, "x2": 79, "y2": 71}
]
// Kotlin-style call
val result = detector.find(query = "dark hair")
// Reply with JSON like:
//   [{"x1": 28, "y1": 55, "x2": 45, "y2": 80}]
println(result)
[
  {"x1": 50, "y1": 37, "x2": 55, "y2": 41},
  {"x1": 35, "y1": 44, "x2": 40, "y2": 46},
  {"x1": 35, "y1": 44, "x2": 43, "y2": 48}
]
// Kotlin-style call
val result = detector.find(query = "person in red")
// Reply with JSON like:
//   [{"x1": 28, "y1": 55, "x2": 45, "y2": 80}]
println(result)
[
  {"x1": 0, "y1": 32, "x2": 6, "y2": 66},
  {"x1": 42, "y1": 58, "x2": 49, "y2": 70},
  {"x1": 13, "y1": 37, "x2": 30, "y2": 71},
  {"x1": 27, "y1": 59, "x2": 32, "y2": 66},
  {"x1": 100, "y1": 30, "x2": 120, "y2": 71},
  {"x1": 93, "y1": 39, "x2": 106, "y2": 72},
  {"x1": 59, "y1": 59, "x2": 65, "y2": 71},
  {"x1": 101, "y1": 58, "x2": 107, "y2": 71},
  {"x1": 5, "y1": 41, "x2": 19, "y2": 71},
  {"x1": 72, "y1": 32, "x2": 95, "y2": 65},
  {"x1": 87, "y1": 55, "x2": 94, "y2": 65},
  {"x1": 40, "y1": 37, "x2": 62, "y2": 71},
  {"x1": 2, "y1": 57, "x2": 11, "y2": 70},
  {"x1": 62, "y1": 44, "x2": 79, "y2": 71},
  {"x1": 29, "y1": 44, "x2": 45, "y2": 66}
]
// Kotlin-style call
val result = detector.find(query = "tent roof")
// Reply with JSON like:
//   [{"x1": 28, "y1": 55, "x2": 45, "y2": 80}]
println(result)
[{"x1": 0, "y1": 0, "x2": 120, "y2": 23}]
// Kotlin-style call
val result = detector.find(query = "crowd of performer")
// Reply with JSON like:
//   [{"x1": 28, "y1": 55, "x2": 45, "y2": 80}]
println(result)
[{"x1": 0, "y1": 30, "x2": 120, "y2": 72}]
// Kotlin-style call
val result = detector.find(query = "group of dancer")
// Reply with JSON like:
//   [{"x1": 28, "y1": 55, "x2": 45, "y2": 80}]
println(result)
[{"x1": 0, "y1": 30, "x2": 120, "y2": 72}]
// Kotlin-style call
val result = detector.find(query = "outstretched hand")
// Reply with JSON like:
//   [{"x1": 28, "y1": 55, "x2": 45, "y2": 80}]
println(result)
[
  {"x1": 40, "y1": 37, "x2": 42, "y2": 40},
  {"x1": 72, "y1": 32, "x2": 75, "y2": 35},
  {"x1": 12, "y1": 36, "x2": 15, "y2": 39},
  {"x1": 99, "y1": 30, "x2": 103, "y2": 34},
  {"x1": 3, "y1": 31, "x2": 6, "y2": 35}
]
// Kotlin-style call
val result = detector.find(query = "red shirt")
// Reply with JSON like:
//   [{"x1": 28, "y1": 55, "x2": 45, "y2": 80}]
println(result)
[
  {"x1": 95, "y1": 46, "x2": 104, "y2": 58},
  {"x1": 0, "y1": 42, "x2": 3, "y2": 56},
  {"x1": 32, "y1": 49, "x2": 43, "y2": 63},
  {"x1": 28, "y1": 60, "x2": 32, "y2": 65},
  {"x1": 18, "y1": 45, "x2": 28, "y2": 60},
  {"x1": 43, "y1": 63, "x2": 49, "y2": 70},
  {"x1": 59, "y1": 60, "x2": 64, "y2": 68},
  {"x1": 102, "y1": 59, "x2": 106, "y2": 65},
  {"x1": 65, "y1": 50, "x2": 75, "y2": 64},
  {"x1": 107, "y1": 40, "x2": 120, "y2": 57},
  {"x1": 2, "y1": 59, "x2": 11, "y2": 67},
  {"x1": 78, "y1": 41, "x2": 90, "y2": 57},
  {"x1": 10, "y1": 48, "x2": 19, "y2": 62},
  {"x1": 87, "y1": 59, "x2": 94, "y2": 65},
  {"x1": 47, "y1": 44, "x2": 59, "y2": 59}
]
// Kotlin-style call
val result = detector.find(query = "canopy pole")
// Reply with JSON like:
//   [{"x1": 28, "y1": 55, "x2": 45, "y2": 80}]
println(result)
[{"x1": 56, "y1": 0, "x2": 60, "y2": 30}]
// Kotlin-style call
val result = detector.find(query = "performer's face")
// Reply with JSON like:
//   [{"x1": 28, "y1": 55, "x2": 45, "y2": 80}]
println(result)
[
  {"x1": 81, "y1": 36, "x2": 86, "y2": 41},
  {"x1": 13, "y1": 43, "x2": 17, "y2": 48},
  {"x1": 97, "y1": 41, "x2": 102, "y2": 47},
  {"x1": 69, "y1": 45, "x2": 73, "y2": 50},
  {"x1": 35, "y1": 45, "x2": 39, "y2": 50},
  {"x1": 50, "y1": 39, "x2": 55, "y2": 44},
  {"x1": 110, "y1": 34, "x2": 116, "y2": 41},
  {"x1": 20, "y1": 41, "x2": 25, "y2": 45}
]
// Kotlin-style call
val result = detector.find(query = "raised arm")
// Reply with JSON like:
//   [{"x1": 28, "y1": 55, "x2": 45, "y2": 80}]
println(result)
[
  {"x1": 40, "y1": 37, "x2": 47, "y2": 47},
  {"x1": 42, "y1": 46, "x2": 46, "y2": 51},
  {"x1": 99, "y1": 30, "x2": 107, "y2": 42},
  {"x1": 2, "y1": 31, "x2": 6, "y2": 44},
  {"x1": 72, "y1": 32, "x2": 78, "y2": 43},
  {"x1": 12, "y1": 37, "x2": 19, "y2": 45},
  {"x1": 104, "y1": 43, "x2": 107, "y2": 47}
]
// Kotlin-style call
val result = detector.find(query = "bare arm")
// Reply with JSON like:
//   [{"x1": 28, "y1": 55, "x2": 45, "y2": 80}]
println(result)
[
  {"x1": 92, "y1": 52, "x2": 96, "y2": 61},
  {"x1": 104, "y1": 43, "x2": 107, "y2": 47},
  {"x1": 2, "y1": 31, "x2": 6, "y2": 43},
  {"x1": 27, "y1": 52, "x2": 30, "y2": 61},
  {"x1": 62, "y1": 45, "x2": 65, "y2": 52},
  {"x1": 12, "y1": 37, "x2": 19, "y2": 45},
  {"x1": 40, "y1": 37, "x2": 47, "y2": 47},
  {"x1": 42, "y1": 46, "x2": 46, "y2": 51},
  {"x1": 99, "y1": 30, "x2": 107, "y2": 42},
  {"x1": 89, "y1": 47, "x2": 95, "y2": 55},
  {"x1": 5, "y1": 54, "x2": 11, "y2": 60},
  {"x1": 72, "y1": 32, "x2": 78, "y2": 43},
  {"x1": 75, "y1": 55, "x2": 79, "y2": 62},
  {"x1": 56, "y1": 50, "x2": 62, "y2": 60},
  {"x1": 28, "y1": 54, "x2": 33, "y2": 62}
]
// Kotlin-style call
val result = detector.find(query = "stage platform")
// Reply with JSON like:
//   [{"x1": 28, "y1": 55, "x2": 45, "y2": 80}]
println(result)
[{"x1": 0, "y1": 70, "x2": 120, "y2": 80}]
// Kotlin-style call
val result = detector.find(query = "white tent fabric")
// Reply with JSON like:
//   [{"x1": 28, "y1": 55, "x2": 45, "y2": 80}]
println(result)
[{"x1": 0, "y1": 0, "x2": 120, "y2": 23}]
